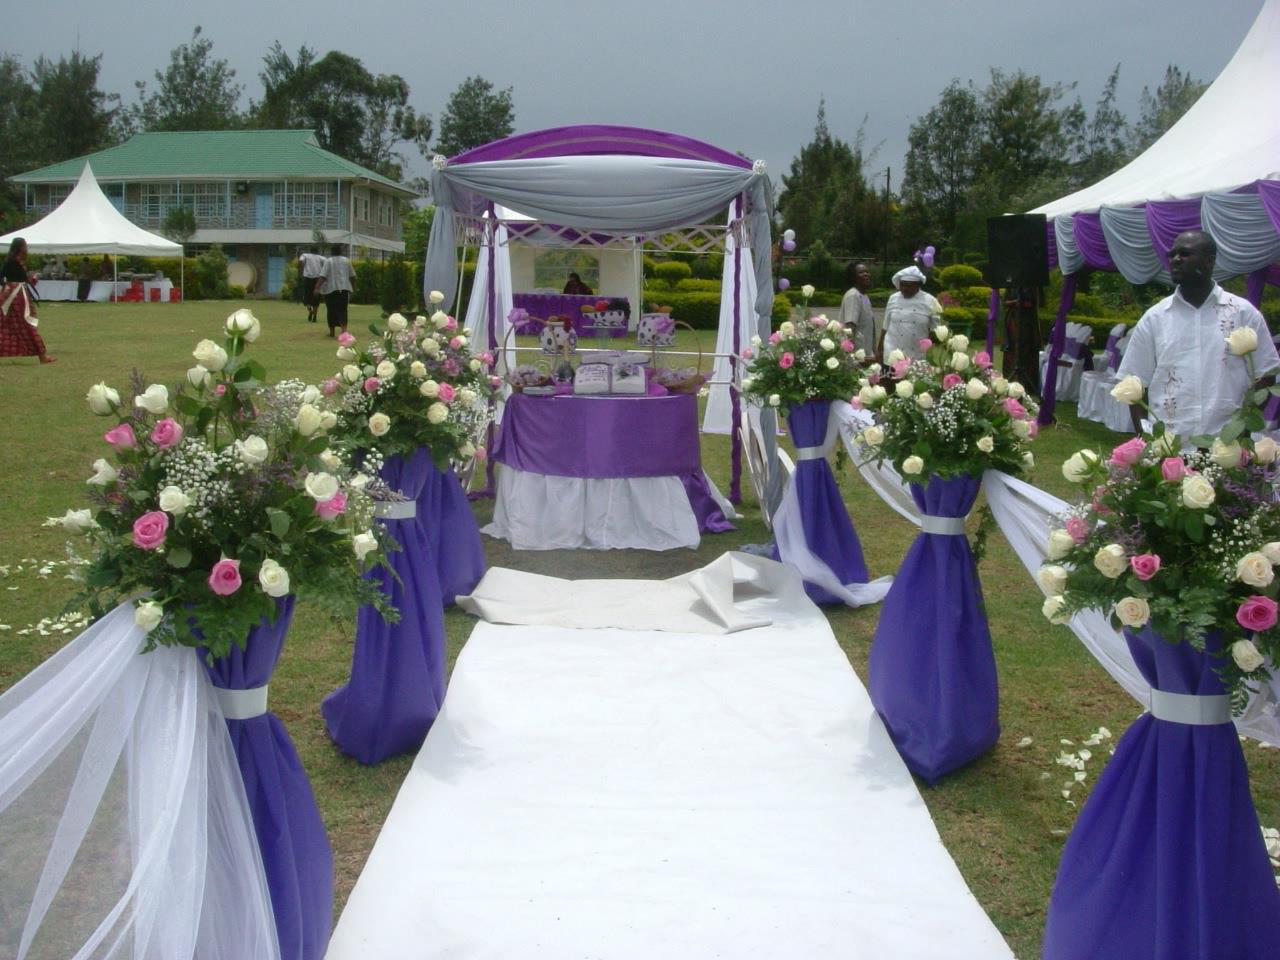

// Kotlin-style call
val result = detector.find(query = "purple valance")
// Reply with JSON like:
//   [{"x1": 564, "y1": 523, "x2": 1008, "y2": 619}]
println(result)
[
  {"x1": 1045, "y1": 221, "x2": 1059, "y2": 269},
  {"x1": 1071, "y1": 213, "x2": 1116, "y2": 271},
  {"x1": 1144, "y1": 199, "x2": 1203, "y2": 269},
  {"x1": 449, "y1": 124, "x2": 753, "y2": 167}
]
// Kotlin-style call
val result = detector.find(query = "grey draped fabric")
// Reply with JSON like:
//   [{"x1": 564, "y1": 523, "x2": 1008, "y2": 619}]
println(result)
[
  {"x1": 1099, "y1": 205, "x2": 1170, "y2": 285},
  {"x1": 1053, "y1": 215, "x2": 1083, "y2": 276},
  {"x1": 1200, "y1": 191, "x2": 1280, "y2": 279},
  {"x1": 423, "y1": 173, "x2": 460, "y2": 305},
  {"x1": 746, "y1": 178, "x2": 775, "y2": 336}
]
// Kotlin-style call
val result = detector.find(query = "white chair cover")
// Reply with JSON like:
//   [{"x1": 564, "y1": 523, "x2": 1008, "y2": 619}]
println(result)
[{"x1": 1038, "y1": 322, "x2": 1093, "y2": 403}]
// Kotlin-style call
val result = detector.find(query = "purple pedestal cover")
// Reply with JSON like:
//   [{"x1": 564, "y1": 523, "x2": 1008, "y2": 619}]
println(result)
[
  {"x1": 201, "y1": 596, "x2": 332, "y2": 960},
  {"x1": 772, "y1": 399, "x2": 871, "y2": 605},
  {"x1": 867, "y1": 475, "x2": 999, "y2": 783},
  {"x1": 417, "y1": 453, "x2": 486, "y2": 605},
  {"x1": 322, "y1": 449, "x2": 447, "y2": 764},
  {"x1": 1043, "y1": 627, "x2": 1280, "y2": 960}
]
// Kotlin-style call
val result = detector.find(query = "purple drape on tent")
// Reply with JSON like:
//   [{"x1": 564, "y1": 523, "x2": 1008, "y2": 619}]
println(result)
[
  {"x1": 771, "y1": 399, "x2": 870, "y2": 605},
  {"x1": 1256, "y1": 180, "x2": 1280, "y2": 235},
  {"x1": 1072, "y1": 213, "x2": 1116, "y2": 271},
  {"x1": 448, "y1": 124, "x2": 753, "y2": 168},
  {"x1": 1045, "y1": 220, "x2": 1058, "y2": 269},
  {"x1": 418, "y1": 455, "x2": 486, "y2": 605},
  {"x1": 323, "y1": 450, "x2": 446, "y2": 764},
  {"x1": 1043, "y1": 626, "x2": 1280, "y2": 960},
  {"x1": 1144, "y1": 198, "x2": 1203, "y2": 268},
  {"x1": 1038, "y1": 274, "x2": 1077, "y2": 426},
  {"x1": 201, "y1": 596, "x2": 332, "y2": 960},
  {"x1": 868, "y1": 475, "x2": 999, "y2": 784}
]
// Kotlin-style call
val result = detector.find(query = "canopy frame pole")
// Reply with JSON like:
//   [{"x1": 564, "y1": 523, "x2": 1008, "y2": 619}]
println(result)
[
  {"x1": 113, "y1": 255, "x2": 117, "y2": 304},
  {"x1": 479, "y1": 203, "x2": 498, "y2": 499},
  {"x1": 730, "y1": 194, "x2": 744, "y2": 505}
]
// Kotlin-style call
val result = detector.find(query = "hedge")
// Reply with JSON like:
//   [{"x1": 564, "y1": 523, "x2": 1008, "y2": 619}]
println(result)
[
  {"x1": 639, "y1": 289, "x2": 790, "y2": 329},
  {"x1": 937, "y1": 264, "x2": 984, "y2": 289}
]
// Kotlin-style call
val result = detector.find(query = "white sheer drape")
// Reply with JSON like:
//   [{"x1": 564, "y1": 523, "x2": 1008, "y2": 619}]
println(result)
[
  {"x1": 462, "y1": 217, "x2": 514, "y2": 424},
  {"x1": 703, "y1": 209, "x2": 758, "y2": 436},
  {"x1": 0, "y1": 602, "x2": 280, "y2": 960}
]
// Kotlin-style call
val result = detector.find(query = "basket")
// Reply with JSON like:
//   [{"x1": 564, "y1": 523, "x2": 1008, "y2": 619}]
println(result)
[{"x1": 649, "y1": 319, "x2": 705, "y2": 392}]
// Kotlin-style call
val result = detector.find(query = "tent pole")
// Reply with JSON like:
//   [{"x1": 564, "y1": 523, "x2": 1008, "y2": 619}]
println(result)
[
  {"x1": 180, "y1": 250, "x2": 184, "y2": 305},
  {"x1": 730, "y1": 196, "x2": 744, "y2": 505},
  {"x1": 481, "y1": 204, "x2": 498, "y2": 499},
  {"x1": 113, "y1": 255, "x2": 117, "y2": 304}
]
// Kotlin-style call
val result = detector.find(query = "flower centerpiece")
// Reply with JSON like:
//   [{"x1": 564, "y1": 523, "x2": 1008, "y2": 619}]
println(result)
[
  {"x1": 59, "y1": 309, "x2": 391, "y2": 659},
  {"x1": 739, "y1": 313, "x2": 863, "y2": 410}
]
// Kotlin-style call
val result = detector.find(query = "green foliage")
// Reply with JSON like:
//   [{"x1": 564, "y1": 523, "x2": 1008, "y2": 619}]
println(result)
[
  {"x1": 940, "y1": 306, "x2": 988, "y2": 335},
  {"x1": 690, "y1": 252, "x2": 724, "y2": 279},
  {"x1": 937, "y1": 264, "x2": 984, "y2": 289},
  {"x1": 641, "y1": 256, "x2": 658, "y2": 280},
  {"x1": 129, "y1": 26, "x2": 242, "y2": 132},
  {"x1": 379, "y1": 256, "x2": 415, "y2": 314},
  {"x1": 401, "y1": 206, "x2": 434, "y2": 264},
  {"x1": 652, "y1": 260, "x2": 693, "y2": 287},
  {"x1": 804, "y1": 239, "x2": 841, "y2": 289},
  {"x1": 188, "y1": 246, "x2": 231, "y2": 300},
  {"x1": 902, "y1": 80, "x2": 982, "y2": 239},
  {"x1": 673, "y1": 278, "x2": 721, "y2": 293},
  {"x1": 435, "y1": 75, "x2": 515, "y2": 158},
  {"x1": 161, "y1": 206, "x2": 197, "y2": 244},
  {"x1": 1131, "y1": 65, "x2": 1207, "y2": 153}
]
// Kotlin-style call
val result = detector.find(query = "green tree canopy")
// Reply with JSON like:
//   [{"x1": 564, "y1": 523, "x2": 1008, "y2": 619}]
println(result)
[
  {"x1": 435, "y1": 76, "x2": 515, "y2": 158},
  {"x1": 1131, "y1": 65, "x2": 1207, "y2": 153},
  {"x1": 901, "y1": 80, "x2": 982, "y2": 240},
  {"x1": 131, "y1": 26, "x2": 243, "y2": 132}
]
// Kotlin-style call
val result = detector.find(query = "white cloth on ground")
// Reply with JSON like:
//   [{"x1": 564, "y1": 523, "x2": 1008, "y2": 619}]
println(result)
[
  {"x1": 326, "y1": 556, "x2": 1014, "y2": 960},
  {"x1": 882, "y1": 291, "x2": 942, "y2": 361}
]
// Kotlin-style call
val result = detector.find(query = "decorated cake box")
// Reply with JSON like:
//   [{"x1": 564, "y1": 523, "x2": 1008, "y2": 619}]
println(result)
[
  {"x1": 610, "y1": 363, "x2": 647, "y2": 395},
  {"x1": 572, "y1": 362, "x2": 612, "y2": 395}
]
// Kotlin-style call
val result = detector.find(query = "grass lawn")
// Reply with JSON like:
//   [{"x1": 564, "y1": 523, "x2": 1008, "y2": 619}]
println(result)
[{"x1": 2, "y1": 299, "x2": 1278, "y2": 959}]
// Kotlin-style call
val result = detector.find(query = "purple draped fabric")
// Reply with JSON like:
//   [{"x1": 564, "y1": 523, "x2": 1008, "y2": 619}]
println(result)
[
  {"x1": 448, "y1": 124, "x2": 753, "y2": 168},
  {"x1": 730, "y1": 194, "x2": 744, "y2": 505},
  {"x1": 1071, "y1": 213, "x2": 1117, "y2": 271},
  {"x1": 681, "y1": 471, "x2": 734, "y2": 533},
  {"x1": 511, "y1": 293, "x2": 629, "y2": 338},
  {"x1": 868, "y1": 475, "x2": 999, "y2": 783},
  {"x1": 418, "y1": 455, "x2": 486, "y2": 605},
  {"x1": 1102, "y1": 333, "x2": 1121, "y2": 372},
  {"x1": 201, "y1": 596, "x2": 332, "y2": 960},
  {"x1": 1246, "y1": 268, "x2": 1268, "y2": 307},
  {"x1": 1045, "y1": 221, "x2": 1058, "y2": 269},
  {"x1": 1257, "y1": 179, "x2": 1280, "y2": 236},
  {"x1": 771, "y1": 400, "x2": 871, "y2": 605},
  {"x1": 1038, "y1": 274, "x2": 1077, "y2": 426},
  {"x1": 1043, "y1": 627, "x2": 1280, "y2": 959},
  {"x1": 985, "y1": 288, "x2": 999, "y2": 358},
  {"x1": 322, "y1": 450, "x2": 446, "y2": 764},
  {"x1": 1144, "y1": 198, "x2": 1203, "y2": 269}
]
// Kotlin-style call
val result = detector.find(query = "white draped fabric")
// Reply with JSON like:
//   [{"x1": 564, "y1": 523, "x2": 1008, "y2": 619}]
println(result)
[
  {"x1": 461, "y1": 216, "x2": 515, "y2": 422},
  {"x1": 1199, "y1": 190, "x2": 1280, "y2": 279},
  {"x1": 702, "y1": 210, "x2": 759, "y2": 435},
  {"x1": 1053, "y1": 214, "x2": 1084, "y2": 276},
  {"x1": 327, "y1": 555, "x2": 1014, "y2": 960},
  {"x1": 0, "y1": 603, "x2": 280, "y2": 960},
  {"x1": 1098, "y1": 205, "x2": 1170, "y2": 285}
]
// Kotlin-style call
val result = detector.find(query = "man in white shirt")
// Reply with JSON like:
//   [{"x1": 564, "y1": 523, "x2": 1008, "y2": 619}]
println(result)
[
  {"x1": 317, "y1": 244, "x2": 355, "y2": 337},
  {"x1": 298, "y1": 247, "x2": 327, "y2": 323},
  {"x1": 1117, "y1": 230, "x2": 1279, "y2": 438},
  {"x1": 839, "y1": 262, "x2": 876, "y2": 357}
]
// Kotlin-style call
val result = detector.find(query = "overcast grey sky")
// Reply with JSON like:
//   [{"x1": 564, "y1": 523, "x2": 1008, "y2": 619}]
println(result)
[{"x1": 4, "y1": 0, "x2": 1266, "y2": 192}]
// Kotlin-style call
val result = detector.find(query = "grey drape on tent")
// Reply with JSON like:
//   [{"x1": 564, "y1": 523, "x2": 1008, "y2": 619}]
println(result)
[
  {"x1": 1054, "y1": 215, "x2": 1083, "y2": 276},
  {"x1": 1200, "y1": 191, "x2": 1280, "y2": 279},
  {"x1": 1099, "y1": 206, "x2": 1170, "y2": 285}
]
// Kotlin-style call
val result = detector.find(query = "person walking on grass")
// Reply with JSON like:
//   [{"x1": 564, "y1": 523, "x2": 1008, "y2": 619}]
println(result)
[
  {"x1": 299, "y1": 246, "x2": 326, "y2": 323},
  {"x1": 0, "y1": 238, "x2": 55, "y2": 364},
  {"x1": 319, "y1": 244, "x2": 355, "y2": 338}
]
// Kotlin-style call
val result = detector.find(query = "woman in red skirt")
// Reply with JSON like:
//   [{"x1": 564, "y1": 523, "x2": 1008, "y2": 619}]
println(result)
[{"x1": 1, "y1": 238, "x2": 55, "y2": 363}]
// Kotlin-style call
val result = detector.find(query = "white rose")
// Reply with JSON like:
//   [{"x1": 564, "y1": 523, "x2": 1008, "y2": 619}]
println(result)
[
  {"x1": 133, "y1": 600, "x2": 165, "y2": 633},
  {"x1": 1254, "y1": 437, "x2": 1279, "y2": 464},
  {"x1": 867, "y1": 361, "x2": 879, "y2": 373},
  {"x1": 236, "y1": 435, "x2": 269, "y2": 465},
  {"x1": 750, "y1": 335, "x2": 762, "y2": 347},
  {"x1": 1046, "y1": 529, "x2": 1075, "y2": 560},
  {"x1": 1110, "y1": 375, "x2": 1144, "y2": 405},
  {"x1": 157, "y1": 485, "x2": 190, "y2": 515},
  {"x1": 420, "y1": 379, "x2": 440, "y2": 399},
  {"x1": 387, "y1": 313, "x2": 408, "y2": 332},
  {"x1": 828, "y1": 320, "x2": 843, "y2": 334},
  {"x1": 1038, "y1": 564, "x2": 1069, "y2": 595},
  {"x1": 1007, "y1": 381, "x2": 1026, "y2": 399},
  {"x1": 1225, "y1": 326, "x2": 1258, "y2": 356},
  {"x1": 1231, "y1": 638, "x2": 1266, "y2": 672},
  {"x1": 895, "y1": 380, "x2": 915, "y2": 399},
  {"x1": 368, "y1": 412, "x2": 392, "y2": 436},
  {"x1": 1093, "y1": 544, "x2": 1128, "y2": 579},
  {"x1": 964, "y1": 378, "x2": 989, "y2": 400},
  {"x1": 976, "y1": 435, "x2": 995, "y2": 453},
  {"x1": 916, "y1": 392, "x2": 934, "y2": 410},
  {"x1": 1236, "y1": 551, "x2": 1275, "y2": 588},
  {"x1": 928, "y1": 325, "x2": 948, "y2": 343},
  {"x1": 1115, "y1": 597, "x2": 1151, "y2": 628},
  {"x1": 459, "y1": 387, "x2": 477, "y2": 405},
  {"x1": 258, "y1": 559, "x2": 291, "y2": 598},
  {"x1": 353, "y1": 531, "x2": 378, "y2": 561},
  {"x1": 862, "y1": 425, "x2": 885, "y2": 446},
  {"x1": 1181, "y1": 474, "x2": 1216, "y2": 509},
  {"x1": 820, "y1": 338, "x2": 835, "y2": 351},
  {"x1": 336, "y1": 346, "x2": 357, "y2": 361},
  {"x1": 430, "y1": 310, "x2": 448, "y2": 328},
  {"x1": 902, "y1": 455, "x2": 925, "y2": 475},
  {"x1": 319, "y1": 448, "x2": 341, "y2": 471},
  {"x1": 376, "y1": 360, "x2": 397, "y2": 380},
  {"x1": 1062, "y1": 450, "x2": 1098, "y2": 484},
  {"x1": 304, "y1": 472, "x2": 339, "y2": 501},
  {"x1": 469, "y1": 359, "x2": 482, "y2": 372},
  {"x1": 825, "y1": 356, "x2": 840, "y2": 370},
  {"x1": 1042, "y1": 595, "x2": 1070, "y2": 625},
  {"x1": 429, "y1": 290, "x2": 445, "y2": 305},
  {"x1": 459, "y1": 441, "x2": 476, "y2": 458},
  {"x1": 1011, "y1": 418, "x2": 1031, "y2": 440},
  {"x1": 950, "y1": 335, "x2": 969, "y2": 352},
  {"x1": 300, "y1": 385, "x2": 322, "y2": 405},
  {"x1": 59, "y1": 508, "x2": 95, "y2": 534},
  {"x1": 86, "y1": 382, "x2": 120, "y2": 415},
  {"x1": 318, "y1": 410, "x2": 337, "y2": 431},
  {"x1": 768, "y1": 394, "x2": 781, "y2": 407},
  {"x1": 243, "y1": 316, "x2": 261, "y2": 342},
  {"x1": 1210, "y1": 439, "x2": 1242, "y2": 469},
  {"x1": 742, "y1": 376, "x2": 755, "y2": 390},
  {"x1": 349, "y1": 472, "x2": 370, "y2": 491},
  {"x1": 87, "y1": 458, "x2": 118, "y2": 485},
  {"x1": 134, "y1": 384, "x2": 169, "y2": 415},
  {"x1": 887, "y1": 349, "x2": 906, "y2": 363},
  {"x1": 950, "y1": 352, "x2": 970, "y2": 372},
  {"x1": 871, "y1": 385, "x2": 887, "y2": 402},
  {"x1": 779, "y1": 321, "x2": 796, "y2": 336},
  {"x1": 410, "y1": 361, "x2": 427, "y2": 379},
  {"x1": 342, "y1": 364, "x2": 363, "y2": 384},
  {"x1": 990, "y1": 376, "x2": 1009, "y2": 395},
  {"x1": 422, "y1": 338, "x2": 441, "y2": 356},
  {"x1": 801, "y1": 284, "x2": 815, "y2": 299},
  {"x1": 1022, "y1": 451, "x2": 1035, "y2": 469},
  {"x1": 427, "y1": 402, "x2": 449, "y2": 424},
  {"x1": 298, "y1": 404, "x2": 326, "y2": 436},
  {"x1": 1262, "y1": 542, "x2": 1280, "y2": 565},
  {"x1": 857, "y1": 385, "x2": 877, "y2": 405},
  {"x1": 226, "y1": 308, "x2": 256, "y2": 335},
  {"x1": 193, "y1": 339, "x2": 228, "y2": 371}
]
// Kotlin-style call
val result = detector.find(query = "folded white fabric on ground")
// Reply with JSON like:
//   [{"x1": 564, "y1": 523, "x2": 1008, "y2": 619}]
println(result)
[
  {"x1": 329, "y1": 555, "x2": 1014, "y2": 960},
  {"x1": 458, "y1": 551, "x2": 781, "y2": 633}
]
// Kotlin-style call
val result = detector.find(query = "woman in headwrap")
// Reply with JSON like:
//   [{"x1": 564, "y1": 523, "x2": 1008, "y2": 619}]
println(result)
[
  {"x1": 878, "y1": 265, "x2": 941, "y2": 363},
  {"x1": 0, "y1": 238, "x2": 55, "y2": 363}
]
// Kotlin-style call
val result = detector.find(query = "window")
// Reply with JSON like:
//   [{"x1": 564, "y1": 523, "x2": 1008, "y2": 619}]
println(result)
[
  {"x1": 186, "y1": 182, "x2": 228, "y2": 220},
  {"x1": 353, "y1": 192, "x2": 370, "y2": 223},
  {"x1": 376, "y1": 197, "x2": 394, "y2": 227},
  {"x1": 274, "y1": 182, "x2": 337, "y2": 222},
  {"x1": 140, "y1": 183, "x2": 177, "y2": 220},
  {"x1": 45, "y1": 184, "x2": 71, "y2": 207}
]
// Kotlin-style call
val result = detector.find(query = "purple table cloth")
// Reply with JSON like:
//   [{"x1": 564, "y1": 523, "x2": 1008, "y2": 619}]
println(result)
[
  {"x1": 493, "y1": 392, "x2": 732, "y2": 534},
  {"x1": 417, "y1": 453, "x2": 486, "y2": 605},
  {"x1": 511, "y1": 293, "x2": 629, "y2": 338},
  {"x1": 868, "y1": 475, "x2": 999, "y2": 783},
  {"x1": 771, "y1": 400, "x2": 872, "y2": 605},
  {"x1": 1043, "y1": 627, "x2": 1280, "y2": 959},
  {"x1": 323, "y1": 450, "x2": 447, "y2": 764},
  {"x1": 201, "y1": 596, "x2": 332, "y2": 960}
]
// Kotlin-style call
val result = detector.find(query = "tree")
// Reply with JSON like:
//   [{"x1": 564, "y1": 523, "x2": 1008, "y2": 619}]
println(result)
[
  {"x1": 162, "y1": 206, "x2": 197, "y2": 244},
  {"x1": 975, "y1": 69, "x2": 1077, "y2": 203},
  {"x1": 401, "y1": 205, "x2": 435, "y2": 263},
  {"x1": 901, "y1": 80, "x2": 982, "y2": 240},
  {"x1": 1069, "y1": 64, "x2": 1129, "y2": 187},
  {"x1": 1131, "y1": 65, "x2": 1207, "y2": 153},
  {"x1": 132, "y1": 26, "x2": 243, "y2": 131},
  {"x1": 435, "y1": 76, "x2": 515, "y2": 158},
  {"x1": 31, "y1": 51, "x2": 122, "y2": 160},
  {"x1": 0, "y1": 56, "x2": 38, "y2": 229}
]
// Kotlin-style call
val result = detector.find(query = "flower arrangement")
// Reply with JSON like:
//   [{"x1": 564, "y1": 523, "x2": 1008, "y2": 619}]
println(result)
[
  {"x1": 57, "y1": 309, "x2": 392, "y2": 658},
  {"x1": 852, "y1": 324, "x2": 1039, "y2": 481},
  {"x1": 740, "y1": 313, "x2": 864, "y2": 409},
  {"x1": 327, "y1": 306, "x2": 497, "y2": 470}
]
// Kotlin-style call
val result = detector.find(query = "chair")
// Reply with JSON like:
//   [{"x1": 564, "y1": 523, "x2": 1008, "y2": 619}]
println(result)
[
  {"x1": 1038, "y1": 322, "x2": 1094, "y2": 402},
  {"x1": 1077, "y1": 324, "x2": 1129, "y2": 423}
]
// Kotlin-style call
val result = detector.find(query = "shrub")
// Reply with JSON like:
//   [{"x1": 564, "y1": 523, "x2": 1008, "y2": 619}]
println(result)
[
  {"x1": 962, "y1": 251, "x2": 986, "y2": 267},
  {"x1": 937, "y1": 263, "x2": 984, "y2": 290},
  {"x1": 1069, "y1": 291, "x2": 1107, "y2": 317},
  {"x1": 642, "y1": 255, "x2": 658, "y2": 279},
  {"x1": 940, "y1": 305, "x2": 989, "y2": 336},
  {"x1": 954, "y1": 284, "x2": 995, "y2": 310},
  {"x1": 379, "y1": 257, "x2": 415, "y2": 314},
  {"x1": 281, "y1": 259, "x2": 300, "y2": 301},
  {"x1": 188, "y1": 245, "x2": 231, "y2": 300},
  {"x1": 637, "y1": 289, "x2": 790, "y2": 329},
  {"x1": 652, "y1": 260, "x2": 693, "y2": 286},
  {"x1": 690, "y1": 252, "x2": 725, "y2": 279},
  {"x1": 674, "y1": 278, "x2": 722, "y2": 293}
]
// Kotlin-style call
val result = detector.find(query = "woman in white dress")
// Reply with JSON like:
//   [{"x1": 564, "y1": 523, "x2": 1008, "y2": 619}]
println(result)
[{"x1": 879, "y1": 265, "x2": 942, "y2": 362}]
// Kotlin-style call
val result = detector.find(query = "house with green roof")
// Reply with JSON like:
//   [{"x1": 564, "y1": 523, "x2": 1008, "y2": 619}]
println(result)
[{"x1": 10, "y1": 130, "x2": 419, "y2": 295}]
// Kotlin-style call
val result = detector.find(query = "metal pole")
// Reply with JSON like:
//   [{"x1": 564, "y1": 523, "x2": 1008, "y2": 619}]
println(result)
[
  {"x1": 881, "y1": 167, "x2": 891, "y2": 286},
  {"x1": 729, "y1": 195, "x2": 744, "y2": 505}
]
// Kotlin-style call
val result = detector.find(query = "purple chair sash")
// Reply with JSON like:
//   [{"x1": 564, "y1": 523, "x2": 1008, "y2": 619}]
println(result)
[
  {"x1": 201, "y1": 596, "x2": 332, "y2": 960},
  {"x1": 418, "y1": 454, "x2": 486, "y2": 605},
  {"x1": 868, "y1": 475, "x2": 999, "y2": 783},
  {"x1": 1043, "y1": 627, "x2": 1280, "y2": 959},
  {"x1": 323, "y1": 449, "x2": 447, "y2": 764},
  {"x1": 1102, "y1": 334, "x2": 1120, "y2": 372}
]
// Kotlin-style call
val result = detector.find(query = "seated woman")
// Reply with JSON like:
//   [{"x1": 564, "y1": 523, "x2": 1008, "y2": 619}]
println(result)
[{"x1": 562, "y1": 272, "x2": 593, "y2": 295}]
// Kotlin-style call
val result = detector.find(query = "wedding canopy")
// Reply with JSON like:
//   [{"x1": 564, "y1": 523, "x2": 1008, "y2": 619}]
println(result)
[{"x1": 1029, "y1": 0, "x2": 1280, "y2": 422}]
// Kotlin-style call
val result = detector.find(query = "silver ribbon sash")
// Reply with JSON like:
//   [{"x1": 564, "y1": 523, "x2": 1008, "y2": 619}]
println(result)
[
  {"x1": 1149, "y1": 689, "x2": 1232, "y2": 725},
  {"x1": 919, "y1": 514, "x2": 967, "y2": 536},
  {"x1": 374, "y1": 500, "x2": 417, "y2": 520},
  {"x1": 215, "y1": 684, "x2": 269, "y2": 720}
]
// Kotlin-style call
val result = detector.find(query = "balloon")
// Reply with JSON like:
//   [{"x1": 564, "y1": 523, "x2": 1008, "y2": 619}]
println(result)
[
  {"x1": 782, "y1": 229, "x2": 796, "y2": 242},
  {"x1": 782, "y1": 239, "x2": 796, "y2": 252},
  {"x1": 925, "y1": 245, "x2": 936, "y2": 256},
  {"x1": 778, "y1": 278, "x2": 791, "y2": 290},
  {"x1": 922, "y1": 252, "x2": 935, "y2": 268}
]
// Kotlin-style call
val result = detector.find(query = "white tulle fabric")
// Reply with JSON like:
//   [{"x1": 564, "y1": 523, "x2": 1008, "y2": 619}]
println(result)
[{"x1": 0, "y1": 602, "x2": 280, "y2": 960}]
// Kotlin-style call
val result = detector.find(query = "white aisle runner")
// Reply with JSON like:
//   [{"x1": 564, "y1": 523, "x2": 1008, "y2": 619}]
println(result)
[{"x1": 327, "y1": 557, "x2": 1013, "y2": 959}]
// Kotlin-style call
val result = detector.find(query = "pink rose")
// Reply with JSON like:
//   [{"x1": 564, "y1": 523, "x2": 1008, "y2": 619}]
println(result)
[
  {"x1": 974, "y1": 351, "x2": 992, "y2": 369},
  {"x1": 336, "y1": 332, "x2": 356, "y2": 347},
  {"x1": 840, "y1": 338, "x2": 855, "y2": 353},
  {"x1": 150, "y1": 418, "x2": 183, "y2": 449},
  {"x1": 868, "y1": 373, "x2": 880, "y2": 385},
  {"x1": 891, "y1": 359, "x2": 911, "y2": 379},
  {"x1": 1065, "y1": 516, "x2": 1090, "y2": 543},
  {"x1": 474, "y1": 445, "x2": 487, "y2": 461},
  {"x1": 1108, "y1": 437, "x2": 1146, "y2": 468},
  {"x1": 444, "y1": 316, "x2": 458, "y2": 330},
  {"x1": 768, "y1": 332, "x2": 781, "y2": 344},
  {"x1": 321, "y1": 378, "x2": 339, "y2": 396},
  {"x1": 449, "y1": 336, "x2": 464, "y2": 350},
  {"x1": 1002, "y1": 397, "x2": 1027, "y2": 419},
  {"x1": 942, "y1": 373, "x2": 963, "y2": 390},
  {"x1": 132, "y1": 510, "x2": 169, "y2": 550},
  {"x1": 741, "y1": 346, "x2": 754, "y2": 359},
  {"x1": 1130, "y1": 553, "x2": 1161, "y2": 580},
  {"x1": 437, "y1": 382, "x2": 456, "y2": 403},
  {"x1": 810, "y1": 317, "x2": 826, "y2": 327},
  {"x1": 208, "y1": 558, "x2": 242, "y2": 597},
  {"x1": 214, "y1": 384, "x2": 227, "y2": 397},
  {"x1": 1027, "y1": 421, "x2": 1039, "y2": 438},
  {"x1": 850, "y1": 397, "x2": 863, "y2": 410},
  {"x1": 1237, "y1": 595, "x2": 1278, "y2": 632},
  {"x1": 479, "y1": 352, "x2": 494, "y2": 365},
  {"x1": 363, "y1": 377, "x2": 380, "y2": 393},
  {"x1": 1160, "y1": 457, "x2": 1187, "y2": 483},
  {"x1": 917, "y1": 338, "x2": 933, "y2": 351},
  {"x1": 315, "y1": 491, "x2": 347, "y2": 520},
  {"x1": 442, "y1": 359, "x2": 460, "y2": 376},
  {"x1": 779, "y1": 352, "x2": 794, "y2": 369},
  {"x1": 489, "y1": 375, "x2": 502, "y2": 388},
  {"x1": 104, "y1": 423, "x2": 137, "y2": 450}
]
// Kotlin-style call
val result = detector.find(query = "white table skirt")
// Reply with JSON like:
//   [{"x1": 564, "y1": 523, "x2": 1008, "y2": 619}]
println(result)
[
  {"x1": 34, "y1": 280, "x2": 128, "y2": 302},
  {"x1": 484, "y1": 467, "x2": 701, "y2": 551}
]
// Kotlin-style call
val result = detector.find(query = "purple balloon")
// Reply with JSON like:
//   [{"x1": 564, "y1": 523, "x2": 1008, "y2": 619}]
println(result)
[
  {"x1": 778, "y1": 278, "x2": 791, "y2": 291},
  {"x1": 782, "y1": 238, "x2": 796, "y2": 252},
  {"x1": 925, "y1": 245, "x2": 936, "y2": 256},
  {"x1": 922, "y1": 252, "x2": 935, "y2": 268}
]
